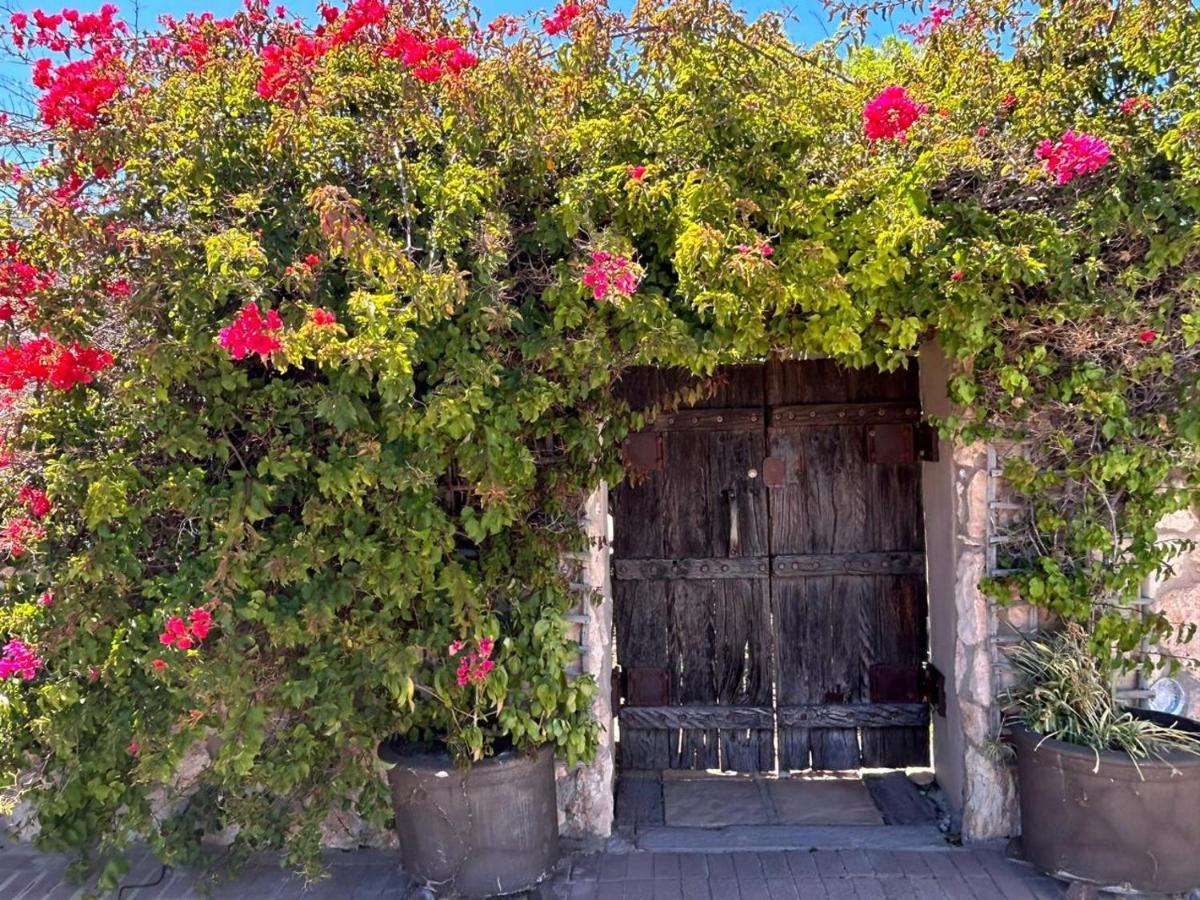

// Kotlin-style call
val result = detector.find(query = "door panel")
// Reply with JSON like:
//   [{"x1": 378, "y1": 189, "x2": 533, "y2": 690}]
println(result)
[{"x1": 613, "y1": 360, "x2": 929, "y2": 772}]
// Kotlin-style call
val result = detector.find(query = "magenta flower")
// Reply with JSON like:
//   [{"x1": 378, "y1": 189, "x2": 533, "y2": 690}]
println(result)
[
  {"x1": 0, "y1": 639, "x2": 43, "y2": 680},
  {"x1": 1036, "y1": 131, "x2": 1111, "y2": 184},
  {"x1": 863, "y1": 85, "x2": 928, "y2": 141}
]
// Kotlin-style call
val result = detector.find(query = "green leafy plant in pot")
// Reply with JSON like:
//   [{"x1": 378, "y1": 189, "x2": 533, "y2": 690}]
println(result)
[
  {"x1": 1004, "y1": 626, "x2": 1200, "y2": 894},
  {"x1": 377, "y1": 632, "x2": 572, "y2": 898}
]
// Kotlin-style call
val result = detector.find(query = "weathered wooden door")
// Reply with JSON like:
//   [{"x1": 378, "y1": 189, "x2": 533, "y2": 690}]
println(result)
[{"x1": 612, "y1": 359, "x2": 930, "y2": 772}]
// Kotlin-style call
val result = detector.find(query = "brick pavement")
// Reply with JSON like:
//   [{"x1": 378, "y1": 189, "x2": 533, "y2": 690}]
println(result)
[{"x1": 0, "y1": 840, "x2": 1068, "y2": 899}]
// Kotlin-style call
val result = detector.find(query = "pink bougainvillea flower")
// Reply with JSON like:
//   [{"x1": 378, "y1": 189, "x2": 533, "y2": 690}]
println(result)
[
  {"x1": 1121, "y1": 97, "x2": 1150, "y2": 116},
  {"x1": 543, "y1": 2, "x2": 582, "y2": 36},
  {"x1": 104, "y1": 278, "x2": 131, "y2": 297},
  {"x1": 0, "y1": 639, "x2": 43, "y2": 680},
  {"x1": 900, "y1": 4, "x2": 951, "y2": 41},
  {"x1": 582, "y1": 251, "x2": 640, "y2": 301},
  {"x1": 152, "y1": 658, "x2": 168, "y2": 670},
  {"x1": 128, "y1": 740, "x2": 139, "y2": 755},
  {"x1": 951, "y1": 270, "x2": 964, "y2": 282},
  {"x1": 863, "y1": 85, "x2": 928, "y2": 141},
  {"x1": 478, "y1": 637, "x2": 494, "y2": 658},
  {"x1": 1001, "y1": 93, "x2": 1018, "y2": 110},
  {"x1": 448, "y1": 640, "x2": 465, "y2": 655},
  {"x1": 976, "y1": 126, "x2": 988, "y2": 137},
  {"x1": 455, "y1": 654, "x2": 473, "y2": 685},
  {"x1": 472, "y1": 658, "x2": 495, "y2": 683},
  {"x1": 628, "y1": 165, "x2": 646, "y2": 181},
  {"x1": 188, "y1": 607, "x2": 212, "y2": 639},
  {"x1": 160, "y1": 615, "x2": 189, "y2": 647},
  {"x1": 311, "y1": 308, "x2": 337, "y2": 326},
  {"x1": 218, "y1": 303, "x2": 284, "y2": 360},
  {"x1": 2, "y1": 516, "x2": 45, "y2": 556},
  {"x1": 1139, "y1": 329, "x2": 1157, "y2": 343},
  {"x1": 37, "y1": 590, "x2": 53, "y2": 607},
  {"x1": 18, "y1": 485, "x2": 51, "y2": 518},
  {"x1": 1036, "y1": 130, "x2": 1111, "y2": 184}
]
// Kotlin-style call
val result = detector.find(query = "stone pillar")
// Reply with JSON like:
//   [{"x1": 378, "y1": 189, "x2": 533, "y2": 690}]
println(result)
[
  {"x1": 919, "y1": 344, "x2": 1017, "y2": 842},
  {"x1": 556, "y1": 483, "x2": 615, "y2": 841}
]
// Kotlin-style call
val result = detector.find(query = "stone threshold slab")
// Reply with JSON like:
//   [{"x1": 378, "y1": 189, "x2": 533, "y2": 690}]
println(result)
[{"x1": 634, "y1": 824, "x2": 949, "y2": 853}]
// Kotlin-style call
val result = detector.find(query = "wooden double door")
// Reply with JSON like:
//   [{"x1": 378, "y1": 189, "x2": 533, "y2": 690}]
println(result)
[{"x1": 612, "y1": 359, "x2": 931, "y2": 772}]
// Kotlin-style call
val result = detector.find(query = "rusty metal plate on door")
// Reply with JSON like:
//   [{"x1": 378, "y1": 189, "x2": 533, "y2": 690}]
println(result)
[
  {"x1": 762, "y1": 455, "x2": 787, "y2": 487},
  {"x1": 625, "y1": 667, "x2": 671, "y2": 706},
  {"x1": 621, "y1": 431, "x2": 663, "y2": 476},
  {"x1": 866, "y1": 423, "x2": 915, "y2": 465},
  {"x1": 869, "y1": 663, "x2": 922, "y2": 703}
]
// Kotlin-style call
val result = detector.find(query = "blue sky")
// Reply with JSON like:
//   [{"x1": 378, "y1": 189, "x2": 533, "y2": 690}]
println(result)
[
  {"x1": 34, "y1": 0, "x2": 917, "y2": 44},
  {"x1": 0, "y1": 1, "x2": 922, "y2": 108}
]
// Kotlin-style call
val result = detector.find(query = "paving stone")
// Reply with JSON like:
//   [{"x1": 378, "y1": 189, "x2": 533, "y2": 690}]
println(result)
[
  {"x1": 600, "y1": 855, "x2": 631, "y2": 881},
  {"x1": 765, "y1": 877, "x2": 800, "y2": 900},
  {"x1": 652, "y1": 880, "x2": 685, "y2": 900},
  {"x1": 653, "y1": 853, "x2": 682, "y2": 879},
  {"x1": 847, "y1": 878, "x2": 886, "y2": 900},
  {"x1": 680, "y1": 877, "x2": 712, "y2": 899},
  {"x1": 784, "y1": 850, "x2": 818, "y2": 878},
  {"x1": 573, "y1": 854, "x2": 603, "y2": 881},
  {"x1": 862, "y1": 852, "x2": 903, "y2": 877},
  {"x1": 790, "y1": 877, "x2": 828, "y2": 899},
  {"x1": 812, "y1": 852, "x2": 846, "y2": 878},
  {"x1": 758, "y1": 853, "x2": 790, "y2": 879},
  {"x1": 627, "y1": 854, "x2": 656, "y2": 879},
  {"x1": 677, "y1": 854, "x2": 710, "y2": 879},
  {"x1": 733, "y1": 852, "x2": 764, "y2": 881},
  {"x1": 738, "y1": 878, "x2": 772, "y2": 900},
  {"x1": 890, "y1": 852, "x2": 930, "y2": 877},
  {"x1": 624, "y1": 877, "x2": 655, "y2": 900},
  {"x1": 596, "y1": 881, "x2": 625, "y2": 900},
  {"x1": 820, "y1": 878, "x2": 858, "y2": 900},
  {"x1": 706, "y1": 854, "x2": 737, "y2": 879}
]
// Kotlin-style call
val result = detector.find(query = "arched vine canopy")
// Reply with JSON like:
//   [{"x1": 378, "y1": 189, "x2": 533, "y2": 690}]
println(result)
[{"x1": 0, "y1": 0, "x2": 1198, "y2": 883}]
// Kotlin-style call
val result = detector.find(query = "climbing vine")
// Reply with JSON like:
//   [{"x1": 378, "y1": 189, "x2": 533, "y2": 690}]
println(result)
[{"x1": 0, "y1": 0, "x2": 1198, "y2": 885}]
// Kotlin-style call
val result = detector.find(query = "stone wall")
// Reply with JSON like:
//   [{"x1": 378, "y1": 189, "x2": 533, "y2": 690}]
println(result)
[
  {"x1": 555, "y1": 484, "x2": 616, "y2": 842},
  {"x1": 1150, "y1": 508, "x2": 1200, "y2": 720}
]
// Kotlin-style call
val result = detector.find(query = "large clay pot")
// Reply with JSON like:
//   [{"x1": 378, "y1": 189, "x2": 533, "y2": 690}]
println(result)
[
  {"x1": 376, "y1": 741, "x2": 559, "y2": 898},
  {"x1": 1013, "y1": 710, "x2": 1200, "y2": 894}
]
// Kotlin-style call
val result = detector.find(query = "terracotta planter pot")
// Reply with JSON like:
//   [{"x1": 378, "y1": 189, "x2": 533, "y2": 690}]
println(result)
[
  {"x1": 376, "y1": 741, "x2": 559, "y2": 898},
  {"x1": 1013, "y1": 710, "x2": 1200, "y2": 894}
]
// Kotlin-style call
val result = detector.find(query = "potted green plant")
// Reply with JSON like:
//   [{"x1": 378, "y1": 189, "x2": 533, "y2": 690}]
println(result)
[
  {"x1": 1005, "y1": 626, "x2": 1200, "y2": 895},
  {"x1": 377, "y1": 634, "x2": 561, "y2": 899}
]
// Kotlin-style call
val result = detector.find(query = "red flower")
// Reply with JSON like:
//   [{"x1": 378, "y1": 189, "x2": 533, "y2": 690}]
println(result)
[
  {"x1": 413, "y1": 63, "x2": 442, "y2": 82},
  {"x1": 2, "y1": 516, "x2": 45, "y2": 556},
  {"x1": 628, "y1": 165, "x2": 646, "y2": 181},
  {"x1": 951, "y1": 270, "x2": 964, "y2": 282},
  {"x1": 1001, "y1": 93, "x2": 1018, "y2": 110},
  {"x1": 0, "y1": 639, "x2": 42, "y2": 680},
  {"x1": 863, "y1": 85, "x2": 928, "y2": 141},
  {"x1": 304, "y1": 253, "x2": 320, "y2": 267},
  {"x1": 1036, "y1": 130, "x2": 1110, "y2": 184},
  {"x1": 218, "y1": 303, "x2": 284, "y2": 360},
  {"x1": 152, "y1": 658, "x2": 167, "y2": 670},
  {"x1": 104, "y1": 278, "x2": 131, "y2": 297},
  {"x1": 128, "y1": 740, "x2": 139, "y2": 755},
  {"x1": 311, "y1": 308, "x2": 337, "y2": 326},
  {"x1": 37, "y1": 590, "x2": 53, "y2": 607},
  {"x1": 1121, "y1": 97, "x2": 1150, "y2": 116},
  {"x1": 1139, "y1": 329, "x2": 1157, "y2": 343},
  {"x1": 18, "y1": 485, "x2": 51, "y2": 518},
  {"x1": 188, "y1": 607, "x2": 212, "y2": 639},
  {"x1": 976, "y1": 126, "x2": 987, "y2": 137},
  {"x1": 543, "y1": 2, "x2": 582, "y2": 36},
  {"x1": 582, "y1": 251, "x2": 639, "y2": 302}
]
